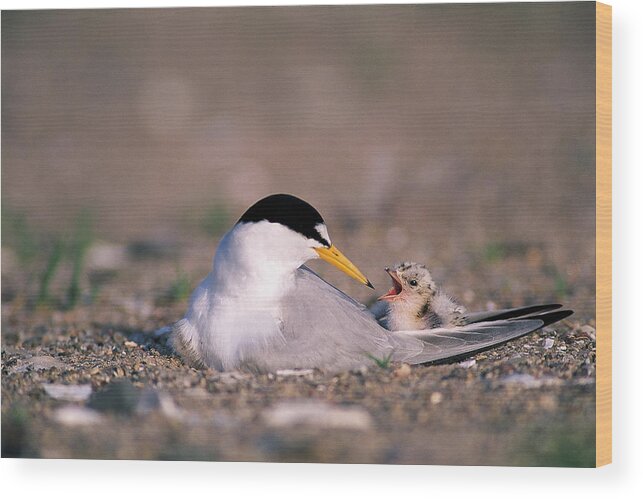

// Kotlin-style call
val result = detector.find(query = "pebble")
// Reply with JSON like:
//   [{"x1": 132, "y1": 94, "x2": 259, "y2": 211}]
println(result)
[
  {"x1": 11, "y1": 355, "x2": 68, "y2": 373},
  {"x1": 88, "y1": 379, "x2": 140, "y2": 415},
  {"x1": 543, "y1": 338, "x2": 555, "y2": 349},
  {"x1": 263, "y1": 400, "x2": 373, "y2": 430},
  {"x1": 54, "y1": 406, "x2": 103, "y2": 426},
  {"x1": 458, "y1": 359, "x2": 476, "y2": 369},
  {"x1": 87, "y1": 243, "x2": 127, "y2": 270},
  {"x1": 393, "y1": 364, "x2": 412, "y2": 378},
  {"x1": 430, "y1": 392, "x2": 444, "y2": 405},
  {"x1": 276, "y1": 369, "x2": 315, "y2": 377},
  {"x1": 499, "y1": 374, "x2": 563, "y2": 388},
  {"x1": 216, "y1": 372, "x2": 249, "y2": 385},
  {"x1": 573, "y1": 377, "x2": 596, "y2": 386},
  {"x1": 124, "y1": 341, "x2": 138, "y2": 348},
  {"x1": 43, "y1": 383, "x2": 93, "y2": 402}
]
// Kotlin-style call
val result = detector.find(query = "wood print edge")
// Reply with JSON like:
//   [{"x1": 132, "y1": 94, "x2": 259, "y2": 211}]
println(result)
[{"x1": 595, "y1": 0, "x2": 612, "y2": 468}]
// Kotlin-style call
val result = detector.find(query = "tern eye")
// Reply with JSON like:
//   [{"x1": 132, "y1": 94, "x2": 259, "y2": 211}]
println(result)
[{"x1": 409, "y1": 279, "x2": 418, "y2": 287}]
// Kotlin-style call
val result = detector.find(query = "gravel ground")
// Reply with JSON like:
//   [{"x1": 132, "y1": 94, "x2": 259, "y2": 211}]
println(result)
[{"x1": 1, "y1": 253, "x2": 596, "y2": 465}]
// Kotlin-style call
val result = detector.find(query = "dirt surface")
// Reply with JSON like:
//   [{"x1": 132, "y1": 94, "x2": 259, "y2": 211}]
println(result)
[{"x1": 1, "y1": 240, "x2": 596, "y2": 465}]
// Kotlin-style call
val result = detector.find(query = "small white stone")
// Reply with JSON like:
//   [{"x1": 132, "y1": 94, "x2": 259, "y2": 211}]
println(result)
[
  {"x1": 543, "y1": 338, "x2": 555, "y2": 349},
  {"x1": 264, "y1": 400, "x2": 372, "y2": 430},
  {"x1": 458, "y1": 359, "x2": 476, "y2": 369},
  {"x1": 12, "y1": 356, "x2": 67, "y2": 373},
  {"x1": 54, "y1": 406, "x2": 103, "y2": 426},
  {"x1": 393, "y1": 364, "x2": 412, "y2": 378},
  {"x1": 43, "y1": 384, "x2": 93, "y2": 402},
  {"x1": 276, "y1": 369, "x2": 315, "y2": 377},
  {"x1": 430, "y1": 392, "x2": 444, "y2": 404},
  {"x1": 87, "y1": 243, "x2": 127, "y2": 270},
  {"x1": 573, "y1": 377, "x2": 596, "y2": 386},
  {"x1": 499, "y1": 374, "x2": 563, "y2": 388}
]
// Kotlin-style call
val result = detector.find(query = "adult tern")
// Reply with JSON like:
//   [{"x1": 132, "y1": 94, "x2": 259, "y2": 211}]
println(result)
[{"x1": 171, "y1": 194, "x2": 572, "y2": 372}]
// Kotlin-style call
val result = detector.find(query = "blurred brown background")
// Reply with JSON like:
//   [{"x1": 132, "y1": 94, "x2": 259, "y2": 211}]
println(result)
[{"x1": 2, "y1": 3, "x2": 596, "y2": 318}]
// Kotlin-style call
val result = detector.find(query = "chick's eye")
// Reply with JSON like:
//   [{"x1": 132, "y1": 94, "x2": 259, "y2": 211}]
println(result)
[{"x1": 409, "y1": 279, "x2": 418, "y2": 287}]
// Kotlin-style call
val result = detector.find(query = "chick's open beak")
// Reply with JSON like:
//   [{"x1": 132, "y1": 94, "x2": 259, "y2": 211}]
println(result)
[
  {"x1": 378, "y1": 268, "x2": 403, "y2": 301},
  {"x1": 314, "y1": 245, "x2": 374, "y2": 289}
]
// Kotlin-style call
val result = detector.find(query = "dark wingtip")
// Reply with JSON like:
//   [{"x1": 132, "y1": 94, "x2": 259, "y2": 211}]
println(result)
[
  {"x1": 466, "y1": 303, "x2": 564, "y2": 324},
  {"x1": 532, "y1": 309, "x2": 574, "y2": 327},
  {"x1": 366, "y1": 280, "x2": 375, "y2": 289}
]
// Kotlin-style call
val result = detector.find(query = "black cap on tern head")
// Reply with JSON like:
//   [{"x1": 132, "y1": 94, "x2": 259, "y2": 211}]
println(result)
[{"x1": 238, "y1": 194, "x2": 330, "y2": 247}]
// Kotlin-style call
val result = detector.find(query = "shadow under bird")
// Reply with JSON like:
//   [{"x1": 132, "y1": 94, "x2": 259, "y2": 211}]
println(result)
[{"x1": 171, "y1": 194, "x2": 572, "y2": 373}]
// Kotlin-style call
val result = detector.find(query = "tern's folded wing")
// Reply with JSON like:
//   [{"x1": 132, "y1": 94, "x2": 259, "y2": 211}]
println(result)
[
  {"x1": 261, "y1": 267, "x2": 571, "y2": 372},
  {"x1": 396, "y1": 309, "x2": 573, "y2": 365},
  {"x1": 256, "y1": 266, "x2": 402, "y2": 372}
]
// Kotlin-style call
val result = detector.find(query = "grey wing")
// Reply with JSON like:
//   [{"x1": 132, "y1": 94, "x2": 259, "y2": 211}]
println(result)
[
  {"x1": 248, "y1": 266, "x2": 572, "y2": 372},
  {"x1": 400, "y1": 308, "x2": 573, "y2": 365},
  {"x1": 249, "y1": 266, "x2": 413, "y2": 372}
]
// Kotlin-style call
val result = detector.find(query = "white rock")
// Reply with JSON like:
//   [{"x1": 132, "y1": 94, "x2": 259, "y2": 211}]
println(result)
[
  {"x1": 214, "y1": 371, "x2": 250, "y2": 384},
  {"x1": 458, "y1": 359, "x2": 476, "y2": 369},
  {"x1": 11, "y1": 356, "x2": 68, "y2": 373},
  {"x1": 543, "y1": 338, "x2": 555, "y2": 349},
  {"x1": 276, "y1": 369, "x2": 315, "y2": 377},
  {"x1": 43, "y1": 384, "x2": 92, "y2": 402},
  {"x1": 393, "y1": 363, "x2": 412, "y2": 378},
  {"x1": 430, "y1": 392, "x2": 444, "y2": 405},
  {"x1": 54, "y1": 406, "x2": 103, "y2": 426},
  {"x1": 499, "y1": 374, "x2": 563, "y2": 388},
  {"x1": 87, "y1": 243, "x2": 127, "y2": 270},
  {"x1": 264, "y1": 401, "x2": 372, "y2": 430},
  {"x1": 573, "y1": 377, "x2": 596, "y2": 386}
]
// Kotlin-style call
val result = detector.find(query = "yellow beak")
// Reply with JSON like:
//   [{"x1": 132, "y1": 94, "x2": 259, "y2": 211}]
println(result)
[{"x1": 314, "y1": 245, "x2": 374, "y2": 289}]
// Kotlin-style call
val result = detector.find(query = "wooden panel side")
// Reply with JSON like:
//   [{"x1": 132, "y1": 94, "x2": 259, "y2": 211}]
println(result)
[{"x1": 596, "y1": 1, "x2": 612, "y2": 468}]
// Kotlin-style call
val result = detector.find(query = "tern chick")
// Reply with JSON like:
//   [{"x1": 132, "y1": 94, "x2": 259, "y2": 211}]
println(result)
[{"x1": 372, "y1": 262, "x2": 467, "y2": 331}]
